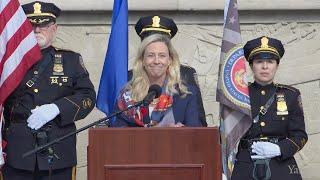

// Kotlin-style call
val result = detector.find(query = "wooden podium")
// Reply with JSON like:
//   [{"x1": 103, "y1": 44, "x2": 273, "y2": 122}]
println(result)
[{"x1": 87, "y1": 127, "x2": 221, "y2": 180}]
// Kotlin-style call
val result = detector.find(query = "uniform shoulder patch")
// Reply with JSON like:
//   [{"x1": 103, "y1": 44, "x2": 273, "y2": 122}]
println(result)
[{"x1": 276, "y1": 83, "x2": 298, "y2": 92}]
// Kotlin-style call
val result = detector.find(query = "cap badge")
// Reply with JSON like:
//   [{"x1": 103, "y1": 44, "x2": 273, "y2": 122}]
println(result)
[
  {"x1": 152, "y1": 16, "x2": 161, "y2": 28},
  {"x1": 33, "y1": 2, "x2": 42, "y2": 14},
  {"x1": 261, "y1": 37, "x2": 269, "y2": 48}
]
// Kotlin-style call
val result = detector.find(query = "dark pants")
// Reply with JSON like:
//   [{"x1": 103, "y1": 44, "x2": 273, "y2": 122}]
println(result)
[
  {"x1": 2, "y1": 164, "x2": 76, "y2": 180},
  {"x1": 231, "y1": 150, "x2": 303, "y2": 180}
]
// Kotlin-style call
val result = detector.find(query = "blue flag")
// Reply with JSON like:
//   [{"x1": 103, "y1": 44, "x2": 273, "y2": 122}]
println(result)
[{"x1": 97, "y1": 0, "x2": 128, "y2": 115}]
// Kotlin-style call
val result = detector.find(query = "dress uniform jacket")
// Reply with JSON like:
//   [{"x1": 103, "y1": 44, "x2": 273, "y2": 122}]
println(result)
[
  {"x1": 231, "y1": 82, "x2": 308, "y2": 180},
  {"x1": 3, "y1": 46, "x2": 96, "y2": 171}
]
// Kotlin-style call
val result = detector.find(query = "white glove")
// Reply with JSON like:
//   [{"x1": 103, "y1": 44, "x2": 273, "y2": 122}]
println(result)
[
  {"x1": 251, "y1": 141, "x2": 281, "y2": 159},
  {"x1": 27, "y1": 103, "x2": 60, "y2": 130}
]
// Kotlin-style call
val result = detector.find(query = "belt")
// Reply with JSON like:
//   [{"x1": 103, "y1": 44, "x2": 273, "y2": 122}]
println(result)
[{"x1": 239, "y1": 137, "x2": 285, "y2": 149}]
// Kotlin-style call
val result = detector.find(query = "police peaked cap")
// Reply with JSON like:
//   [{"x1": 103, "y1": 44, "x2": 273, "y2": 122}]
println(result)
[
  {"x1": 22, "y1": 1, "x2": 61, "y2": 25},
  {"x1": 135, "y1": 15, "x2": 178, "y2": 40},
  {"x1": 243, "y1": 36, "x2": 285, "y2": 64}
]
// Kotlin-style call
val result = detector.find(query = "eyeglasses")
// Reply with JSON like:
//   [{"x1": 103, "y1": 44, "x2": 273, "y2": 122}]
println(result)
[{"x1": 32, "y1": 22, "x2": 55, "y2": 30}]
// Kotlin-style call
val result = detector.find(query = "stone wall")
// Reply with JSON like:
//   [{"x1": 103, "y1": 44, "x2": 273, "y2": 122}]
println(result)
[
  {"x1": 51, "y1": 21, "x2": 320, "y2": 180},
  {"x1": 18, "y1": 0, "x2": 320, "y2": 179},
  {"x1": 19, "y1": 0, "x2": 320, "y2": 10}
]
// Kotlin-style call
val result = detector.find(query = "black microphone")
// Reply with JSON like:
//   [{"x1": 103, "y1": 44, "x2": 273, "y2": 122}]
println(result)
[
  {"x1": 23, "y1": 97, "x2": 144, "y2": 158},
  {"x1": 142, "y1": 84, "x2": 162, "y2": 106},
  {"x1": 23, "y1": 85, "x2": 162, "y2": 159}
]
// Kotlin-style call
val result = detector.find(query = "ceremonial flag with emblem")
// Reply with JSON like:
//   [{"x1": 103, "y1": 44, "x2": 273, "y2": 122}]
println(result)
[
  {"x1": 217, "y1": 0, "x2": 252, "y2": 178},
  {"x1": 97, "y1": 0, "x2": 128, "y2": 117},
  {"x1": 0, "y1": 0, "x2": 41, "y2": 164}
]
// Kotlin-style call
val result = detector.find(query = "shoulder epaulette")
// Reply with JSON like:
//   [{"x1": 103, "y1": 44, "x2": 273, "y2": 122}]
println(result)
[
  {"x1": 181, "y1": 64, "x2": 193, "y2": 70},
  {"x1": 276, "y1": 83, "x2": 298, "y2": 92},
  {"x1": 53, "y1": 46, "x2": 74, "y2": 53}
]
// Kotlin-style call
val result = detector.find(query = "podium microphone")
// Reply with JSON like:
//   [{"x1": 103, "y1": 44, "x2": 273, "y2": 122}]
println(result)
[
  {"x1": 142, "y1": 84, "x2": 162, "y2": 106},
  {"x1": 22, "y1": 84, "x2": 162, "y2": 159}
]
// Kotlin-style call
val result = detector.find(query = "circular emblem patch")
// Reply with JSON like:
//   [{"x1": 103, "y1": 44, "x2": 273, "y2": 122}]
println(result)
[{"x1": 221, "y1": 46, "x2": 250, "y2": 108}]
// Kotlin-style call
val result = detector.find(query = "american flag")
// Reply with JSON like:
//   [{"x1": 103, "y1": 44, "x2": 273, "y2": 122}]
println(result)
[
  {"x1": 0, "y1": 0, "x2": 41, "y2": 164},
  {"x1": 217, "y1": 0, "x2": 252, "y2": 178}
]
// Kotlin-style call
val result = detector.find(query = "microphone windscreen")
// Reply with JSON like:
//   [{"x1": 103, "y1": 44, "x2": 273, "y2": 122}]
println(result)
[{"x1": 148, "y1": 84, "x2": 162, "y2": 98}]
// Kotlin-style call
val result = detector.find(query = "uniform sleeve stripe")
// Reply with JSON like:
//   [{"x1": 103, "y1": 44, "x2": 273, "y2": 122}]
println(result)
[
  {"x1": 287, "y1": 138, "x2": 300, "y2": 151},
  {"x1": 64, "y1": 97, "x2": 80, "y2": 121}
]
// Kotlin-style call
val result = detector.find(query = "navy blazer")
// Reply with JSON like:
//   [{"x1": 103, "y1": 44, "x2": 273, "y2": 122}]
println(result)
[
  {"x1": 110, "y1": 85, "x2": 203, "y2": 127},
  {"x1": 128, "y1": 65, "x2": 207, "y2": 126}
]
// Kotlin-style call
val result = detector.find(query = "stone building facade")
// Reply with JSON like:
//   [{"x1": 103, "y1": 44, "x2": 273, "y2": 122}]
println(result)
[{"x1": 19, "y1": 0, "x2": 320, "y2": 179}]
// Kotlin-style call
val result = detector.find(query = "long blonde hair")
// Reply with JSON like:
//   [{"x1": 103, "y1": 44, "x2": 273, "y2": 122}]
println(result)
[{"x1": 129, "y1": 34, "x2": 189, "y2": 101}]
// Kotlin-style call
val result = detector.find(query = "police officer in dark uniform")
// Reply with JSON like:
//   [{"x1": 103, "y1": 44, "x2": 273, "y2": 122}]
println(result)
[
  {"x1": 130, "y1": 15, "x2": 207, "y2": 126},
  {"x1": 2, "y1": 1, "x2": 96, "y2": 179},
  {"x1": 231, "y1": 36, "x2": 308, "y2": 180}
]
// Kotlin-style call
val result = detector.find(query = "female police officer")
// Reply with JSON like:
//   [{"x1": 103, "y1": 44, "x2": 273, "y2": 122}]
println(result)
[{"x1": 231, "y1": 36, "x2": 308, "y2": 180}]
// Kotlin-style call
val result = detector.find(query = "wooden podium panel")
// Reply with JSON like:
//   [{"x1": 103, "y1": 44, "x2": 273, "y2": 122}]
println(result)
[
  {"x1": 104, "y1": 164, "x2": 204, "y2": 180},
  {"x1": 88, "y1": 127, "x2": 221, "y2": 180}
]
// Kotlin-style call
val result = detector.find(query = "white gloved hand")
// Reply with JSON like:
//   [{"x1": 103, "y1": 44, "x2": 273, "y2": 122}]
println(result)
[
  {"x1": 27, "y1": 103, "x2": 60, "y2": 130},
  {"x1": 251, "y1": 141, "x2": 281, "y2": 159}
]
